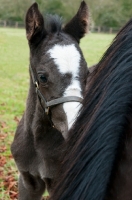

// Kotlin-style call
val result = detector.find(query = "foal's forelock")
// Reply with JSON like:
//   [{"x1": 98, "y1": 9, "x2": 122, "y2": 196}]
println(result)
[{"x1": 48, "y1": 44, "x2": 82, "y2": 130}]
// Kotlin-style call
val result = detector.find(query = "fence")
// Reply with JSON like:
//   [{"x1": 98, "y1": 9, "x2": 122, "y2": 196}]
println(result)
[
  {"x1": 0, "y1": 20, "x2": 24, "y2": 28},
  {"x1": 91, "y1": 26, "x2": 120, "y2": 34},
  {"x1": 0, "y1": 20, "x2": 121, "y2": 33}
]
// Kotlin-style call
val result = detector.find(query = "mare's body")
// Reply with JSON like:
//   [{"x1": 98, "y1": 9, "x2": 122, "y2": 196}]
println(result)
[
  {"x1": 11, "y1": 2, "x2": 89, "y2": 200},
  {"x1": 50, "y1": 18, "x2": 132, "y2": 200}
]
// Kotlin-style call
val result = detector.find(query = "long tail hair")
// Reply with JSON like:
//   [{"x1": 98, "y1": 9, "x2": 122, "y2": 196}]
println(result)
[{"x1": 50, "y1": 18, "x2": 132, "y2": 200}]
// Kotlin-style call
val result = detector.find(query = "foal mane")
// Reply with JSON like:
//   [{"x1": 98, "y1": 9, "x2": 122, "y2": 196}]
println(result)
[
  {"x1": 45, "y1": 15, "x2": 62, "y2": 33},
  {"x1": 50, "y1": 18, "x2": 132, "y2": 200}
]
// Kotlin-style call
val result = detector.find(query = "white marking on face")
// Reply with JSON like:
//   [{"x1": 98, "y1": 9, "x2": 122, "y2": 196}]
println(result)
[
  {"x1": 48, "y1": 44, "x2": 83, "y2": 130},
  {"x1": 63, "y1": 80, "x2": 82, "y2": 130}
]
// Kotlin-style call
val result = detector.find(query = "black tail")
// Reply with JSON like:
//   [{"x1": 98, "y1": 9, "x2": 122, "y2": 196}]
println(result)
[{"x1": 50, "y1": 18, "x2": 132, "y2": 200}]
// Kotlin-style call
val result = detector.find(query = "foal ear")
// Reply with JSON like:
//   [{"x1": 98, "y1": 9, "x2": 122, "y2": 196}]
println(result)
[
  {"x1": 25, "y1": 3, "x2": 47, "y2": 45},
  {"x1": 63, "y1": 1, "x2": 89, "y2": 43}
]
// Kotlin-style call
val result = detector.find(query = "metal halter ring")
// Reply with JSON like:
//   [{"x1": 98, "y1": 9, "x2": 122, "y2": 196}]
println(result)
[
  {"x1": 35, "y1": 81, "x2": 39, "y2": 89},
  {"x1": 45, "y1": 107, "x2": 50, "y2": 115}
]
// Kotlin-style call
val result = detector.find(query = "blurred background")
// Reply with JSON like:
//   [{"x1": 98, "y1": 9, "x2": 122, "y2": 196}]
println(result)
[{"x1": 0, "y1": 0, "x2": 132, "y2": 32}]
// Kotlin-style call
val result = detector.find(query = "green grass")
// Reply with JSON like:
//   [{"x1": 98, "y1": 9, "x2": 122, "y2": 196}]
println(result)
[
  {"x1": 0, "y1": 27, "x2": 115, "y2": 199},
  {"x1": 80, "y1": 32, "x2": 114, "y2": 66},
  {"x1": 0, "y1": 28, "x2": 29, "y2": 200}
]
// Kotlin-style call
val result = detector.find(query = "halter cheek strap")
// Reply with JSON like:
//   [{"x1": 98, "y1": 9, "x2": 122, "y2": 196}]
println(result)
[{"x1": 29, "y1": 65, "x2": 83, "y2": 126}]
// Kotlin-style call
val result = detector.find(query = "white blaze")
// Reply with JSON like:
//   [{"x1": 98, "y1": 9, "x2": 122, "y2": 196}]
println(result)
[{"x1": 48, "y1": 44, "x2": 82, "y2": 130}]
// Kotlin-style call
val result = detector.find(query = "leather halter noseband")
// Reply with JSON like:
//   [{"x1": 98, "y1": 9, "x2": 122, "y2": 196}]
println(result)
[{"x1": 29, "y1": 64, "x2": 83, "y2": 126}]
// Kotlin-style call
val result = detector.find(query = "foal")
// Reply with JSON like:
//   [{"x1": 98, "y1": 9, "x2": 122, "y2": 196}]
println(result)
[{"x1": 11, "y1": 1, "x2": 89, "y2": 200}]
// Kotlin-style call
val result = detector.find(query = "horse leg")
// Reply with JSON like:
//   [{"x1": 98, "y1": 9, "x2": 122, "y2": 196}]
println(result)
[{"x1": 18, "y1": 172, "x2": 45, "y2": 200}]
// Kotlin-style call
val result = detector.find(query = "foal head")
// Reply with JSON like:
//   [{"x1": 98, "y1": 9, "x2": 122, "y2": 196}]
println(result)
[{"x1": 25, "y1": 1, "x2": 89, "y2": 138}]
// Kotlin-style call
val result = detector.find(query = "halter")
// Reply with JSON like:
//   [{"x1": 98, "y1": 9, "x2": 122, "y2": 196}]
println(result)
[{"x1": 29, "y1": 65, "x2": 83, "y2": 127}]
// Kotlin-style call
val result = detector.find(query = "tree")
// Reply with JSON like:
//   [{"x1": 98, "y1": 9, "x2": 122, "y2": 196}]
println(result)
[
  {"x1": 0, "y1": 0, "x2": 33, "y2": 21},
  {"x1": 0, "y1": 0, "x2": 132, "y2": 28}
]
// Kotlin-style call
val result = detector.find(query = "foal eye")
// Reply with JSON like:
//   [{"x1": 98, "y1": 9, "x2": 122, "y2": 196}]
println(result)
[{"x1": 39, "y1": 75, "x2": 48, "y2": 83}]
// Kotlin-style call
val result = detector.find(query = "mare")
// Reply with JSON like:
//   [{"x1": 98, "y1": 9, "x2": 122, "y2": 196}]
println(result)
[
  {"x1": 49, "y1": 18, "x2": 132, "y2": 200},
  {"x1": 11, "y1": 1, "x2": 89, "y2": 200}
]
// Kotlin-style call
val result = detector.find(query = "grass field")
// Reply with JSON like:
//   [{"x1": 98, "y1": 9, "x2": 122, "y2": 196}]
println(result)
[{"x1": 0, "y1": 27, "x2": 115, "y2": 200}]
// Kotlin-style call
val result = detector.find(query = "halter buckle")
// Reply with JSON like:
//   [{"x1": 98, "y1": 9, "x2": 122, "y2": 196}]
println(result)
[
  {"x1": 35, "y1": 81, "x2": 39, "y2": 89},
  {"x1": 45, "y1": 107, "x2": 50, "y2": 115}
]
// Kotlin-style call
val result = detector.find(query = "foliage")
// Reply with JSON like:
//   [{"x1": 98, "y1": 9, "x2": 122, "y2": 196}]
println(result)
[
  {"x1": 0, "y1": 0, "x2": 34, "y2": 21},
  {"x1": 0, "y1": 0, "x2": 132, "y2": 27},
  {"x1": 93, "y1": 2, "x2": 118, "y2": 27},
  {"x1": 88, "y1": 0, "x2": 131, "y2": 27}
]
